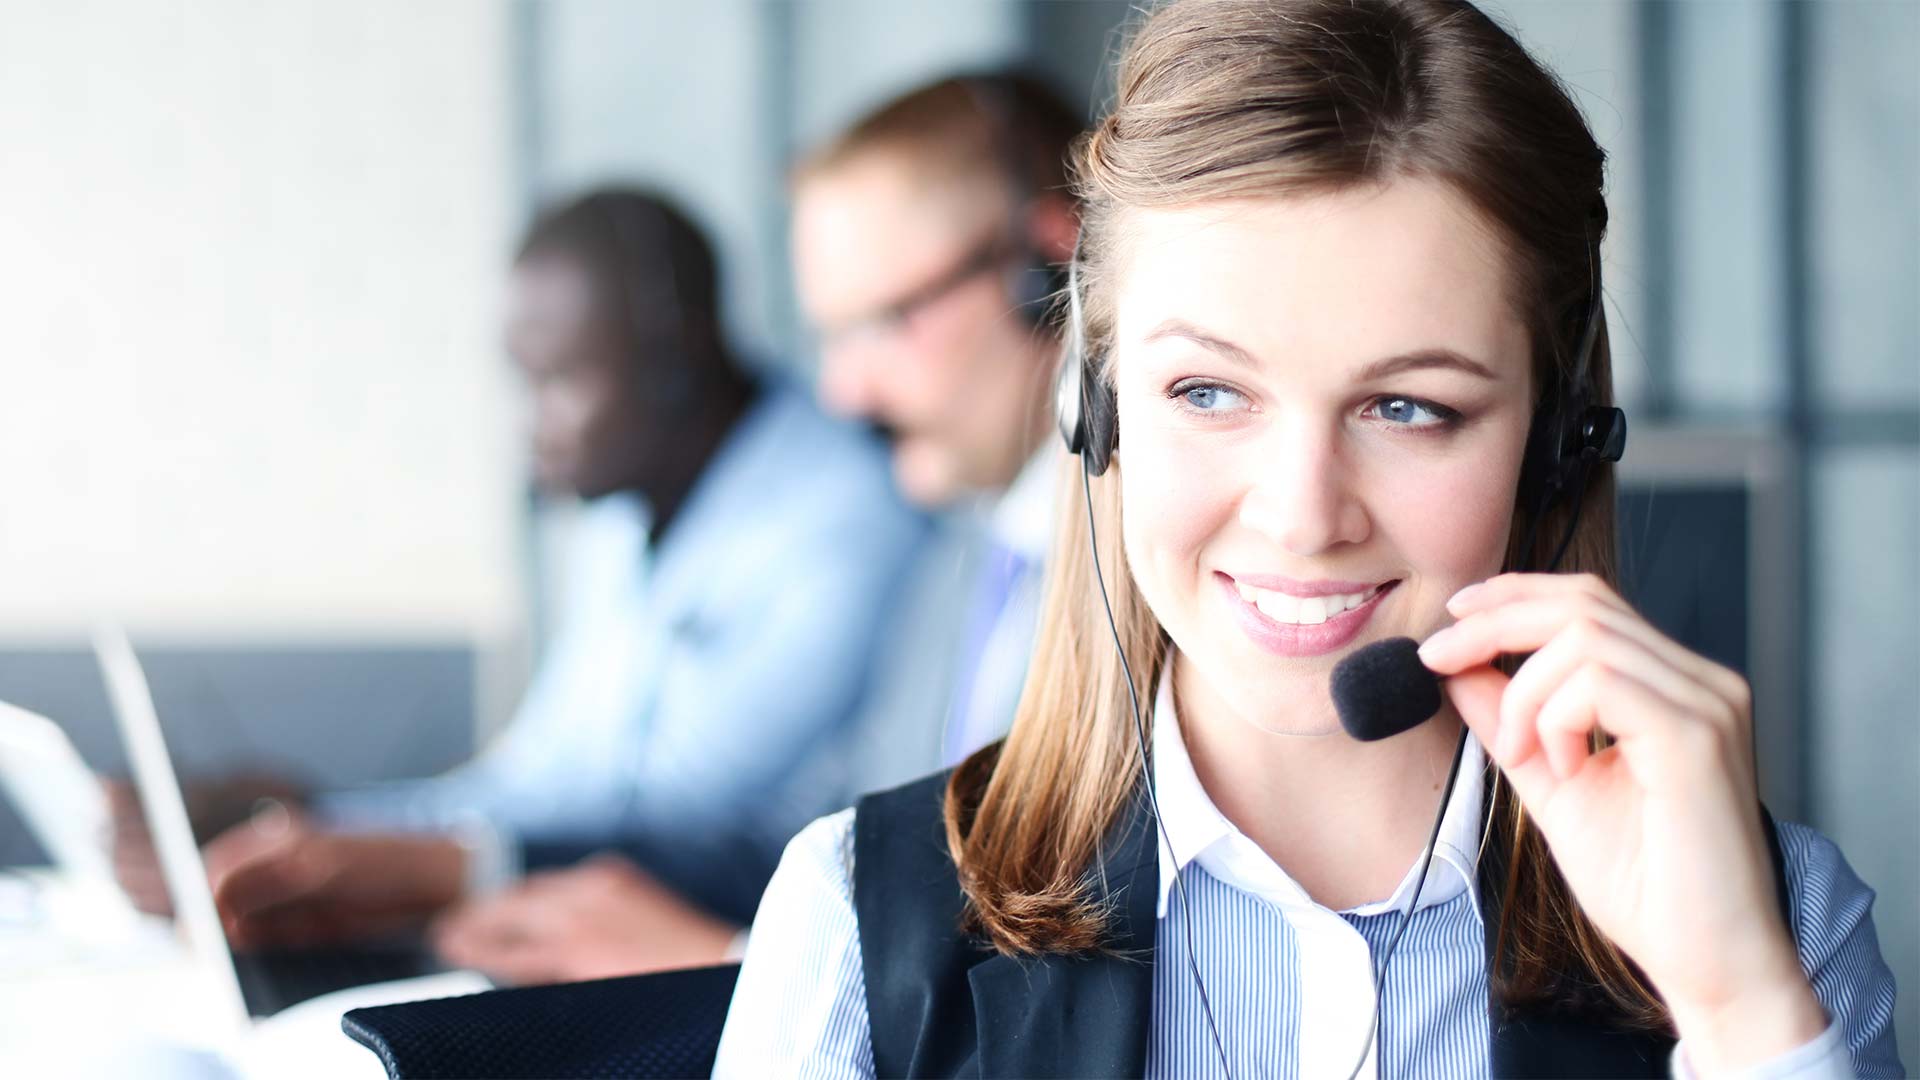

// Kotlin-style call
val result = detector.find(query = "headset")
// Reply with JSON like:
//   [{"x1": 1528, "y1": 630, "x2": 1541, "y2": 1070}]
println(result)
[
  {"x1": 1060, "y1": 209, "x2": 1626, "y2": 502},
  {"x1": 1057, "y1": 208, "x2": 1626, "y2": 1079},
  {"x1": 957, "y1": 74, "x2": 1073, "y2": 332}
]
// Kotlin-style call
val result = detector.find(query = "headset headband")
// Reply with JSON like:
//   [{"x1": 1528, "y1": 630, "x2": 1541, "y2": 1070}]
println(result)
[{"x1": 1056, "y1": 215, "x2": 1625, "y2": 520}]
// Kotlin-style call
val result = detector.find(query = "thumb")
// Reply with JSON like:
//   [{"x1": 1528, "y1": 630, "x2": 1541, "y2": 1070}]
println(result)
[
  {"x1": 1442, "y1": 664, "x2": 1558, "y2": 810},
  {"x1": 1443, "y1": 663, "x2": 1507, "y2": 751}
]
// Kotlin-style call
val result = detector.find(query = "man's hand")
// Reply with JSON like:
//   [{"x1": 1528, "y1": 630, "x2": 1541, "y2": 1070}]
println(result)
[
  {"x1": 203, "y1": 804, "x2": 467, "y2": 950},
  {"x1": 430, "y1": 854, "x2": 740, "y2": 985},
  {"x1": 101, "y1": 772, "x2": 304, "y2": 917}
]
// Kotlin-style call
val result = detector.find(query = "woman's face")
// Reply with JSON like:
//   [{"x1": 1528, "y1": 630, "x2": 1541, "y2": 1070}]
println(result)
[{"x1": 1111, "y1": 178, "x2": 1536, "y2": 735}]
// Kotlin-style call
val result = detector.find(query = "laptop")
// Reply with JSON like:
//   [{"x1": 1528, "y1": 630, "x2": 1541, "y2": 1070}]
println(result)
[
  {"x1": 89, "y1": 625, "x2": 462, "y2": 1023},
  {"x1": 0, "y1": 699, "x2": 123, "y2": 894}
]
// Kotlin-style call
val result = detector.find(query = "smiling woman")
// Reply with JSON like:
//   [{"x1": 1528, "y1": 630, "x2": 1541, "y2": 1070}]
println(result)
[
  {"x1": 1114, "y1": 187, "x2": 1533, "y2": 679},
  {"x1": 712, "y1": 2, "x2": 1903, "y2": 1077}
]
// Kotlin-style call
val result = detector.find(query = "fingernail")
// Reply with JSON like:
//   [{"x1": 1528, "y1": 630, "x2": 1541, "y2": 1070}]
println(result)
[
  {"x1": 1447, "y1": 583, "x2": 1484, "y2": 611},
  {"x1": 1417, "y1": 628, "x2": 1451, "y2": 664}
]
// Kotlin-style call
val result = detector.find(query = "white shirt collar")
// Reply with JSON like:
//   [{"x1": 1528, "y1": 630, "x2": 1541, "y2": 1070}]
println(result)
[
  {"x1": 987, "y1": 447, "x2": 1058, "y2": 563},
  {"x1": 1150, "y1": 653, "x2": 1487, "y2": 923}
]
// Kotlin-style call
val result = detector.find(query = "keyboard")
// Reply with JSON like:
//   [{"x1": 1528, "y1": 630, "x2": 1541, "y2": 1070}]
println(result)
[{"x1": 233, "y1": 939, "x2": 442, "y2": 1017}]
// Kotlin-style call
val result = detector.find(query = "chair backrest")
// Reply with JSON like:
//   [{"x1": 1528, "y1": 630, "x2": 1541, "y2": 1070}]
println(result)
[{"x1": 342, "y1": 963, "x2": 741, "y2": 1079}]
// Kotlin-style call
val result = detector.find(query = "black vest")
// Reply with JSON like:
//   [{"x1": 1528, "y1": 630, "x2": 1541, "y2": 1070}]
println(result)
[{"x1": 852, "y1": 765, "x2": 1794, "y2": 1079}]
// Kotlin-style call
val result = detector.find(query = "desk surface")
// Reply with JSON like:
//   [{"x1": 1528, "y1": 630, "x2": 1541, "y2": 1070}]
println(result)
[{"x1": 0, "y1": 871, "x2": 488, "y2": 1079}]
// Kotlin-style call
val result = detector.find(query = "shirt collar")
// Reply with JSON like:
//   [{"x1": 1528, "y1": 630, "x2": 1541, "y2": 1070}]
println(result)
[
  {"x1": 636, "y1": 376, "x2": 786, "y2": 591},
  {"x1": 1150, "y1": 652, "x2": 1487, "y2": 923},
  {"x1": 987, "y1": 447, "x2": 1058, "y2": 562}
]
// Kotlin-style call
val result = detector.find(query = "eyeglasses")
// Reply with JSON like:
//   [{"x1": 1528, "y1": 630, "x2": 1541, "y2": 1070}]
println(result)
[{"x1": 817, "y1": 235, "x2": 1013, "y2": 349}]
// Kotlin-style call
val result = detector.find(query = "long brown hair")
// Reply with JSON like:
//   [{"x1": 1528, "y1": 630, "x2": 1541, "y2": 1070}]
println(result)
[{"x1": 944, "y1": 0, "x2": 1664, "y2": 1030}]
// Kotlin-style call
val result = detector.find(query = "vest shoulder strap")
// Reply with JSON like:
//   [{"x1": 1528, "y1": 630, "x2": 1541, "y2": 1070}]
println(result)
[
  {"x1": 852, "y1": 769, "x2": 1160, "y2": 1079},
  {"x1": 853, "y1": 769, "x2": 981, "y2": 1078}
]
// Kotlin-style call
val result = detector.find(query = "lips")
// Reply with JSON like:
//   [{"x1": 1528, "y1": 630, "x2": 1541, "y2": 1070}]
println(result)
[
  {"x1": 1217, "y1": 572, "x2": 1399, "y2": 658},
  {"x1": 1230, "y1": 579, "x2": 1391, "y2": 626}
]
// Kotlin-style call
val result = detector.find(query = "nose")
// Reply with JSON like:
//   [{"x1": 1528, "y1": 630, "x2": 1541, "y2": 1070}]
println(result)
[{"x1": 1237, "y1": 419, "x2": 1372, "y2": 556}]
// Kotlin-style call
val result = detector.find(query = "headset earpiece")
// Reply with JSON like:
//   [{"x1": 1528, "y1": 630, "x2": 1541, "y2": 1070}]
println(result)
[
  {"x1": 1517, "y1": 223, "x2": 1625, "y2": 516},
  {"x1": 1056, "y1": 254, "x2": 1118, "y2": 475},
  {"x1": 1577, "y1": 405, "x2": 1627, "y2": 465},
  {"x1": 1006, "y1": 258, "x2": 1067, "y2": 331}
]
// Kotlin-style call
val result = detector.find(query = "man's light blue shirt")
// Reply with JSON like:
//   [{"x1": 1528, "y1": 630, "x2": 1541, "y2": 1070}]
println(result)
[{"x1": 318, "y1": 377, "x2": 927, "y2": 917}]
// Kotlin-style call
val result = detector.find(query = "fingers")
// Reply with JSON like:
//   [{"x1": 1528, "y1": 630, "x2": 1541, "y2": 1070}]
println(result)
[
  {"x1": 229, "y1": 891, "x2": 437, "y2": 951},
  {"x1": 106, "y1": 824, "x2": 167, "y2": 915},
  {"x1": 205, "y1": 812, "x2": 327, "y2": 926},
  {"x1": 112, "y1": 847, "x2": 174, "y2": 916},
  {"x1": 431, "y1": 891, "x2": 563, "y2": 985},
  {"x1": 456, "y1": 938, "x2": 565, "y2": 986},
  {"x1": 1423, "y1": 595, "x2": 1701, "y2": 685},
  {"x1": 227, "y1": 903, "x2": 361, "y2": 951},
  {"x1": 1535, "y1": 660, "x2": 1701, "y2": 782},
  {"x1": 101, "y1": 777, "x2": 143, "y2": 822},
  {"x1": 1439, "y1": 574, "x2": 1747, "y2": 698},
  {"x1": 1491, "y1": 619, "x2": 1729, "y2": 768},
  {"x1": 434, "y1": 892, "x2": 533, "y2": 955},
  {"x1": 188, "y1": 774, "x2": 306, "y2": 840},
  {"x1": 1448, "y1": 645, "x2": 1717, "y2": 832},
  {"x1": 1443, "y1": 662, "x2": 1505, "y2": 750},
  {"x1": 1420, "y1": 575, "x2": 1751, "y2": 753},
  {"x1": 1442, "y1": 664, "x2": 1559, "y2": 810},
  {"x1": 1446, "y1": 572, "x2": 1633, "y2": 620}
]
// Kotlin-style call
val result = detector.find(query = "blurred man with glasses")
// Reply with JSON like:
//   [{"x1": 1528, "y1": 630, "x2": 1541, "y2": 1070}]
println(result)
[{"x1": 421, "y1": 74, "x2": 1085, "y2": 980}]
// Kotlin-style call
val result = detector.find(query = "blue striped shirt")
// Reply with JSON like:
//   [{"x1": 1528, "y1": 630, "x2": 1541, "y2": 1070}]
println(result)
[{"x1": 714, "y1": 669, "x2": 1902, "y2": 1078}]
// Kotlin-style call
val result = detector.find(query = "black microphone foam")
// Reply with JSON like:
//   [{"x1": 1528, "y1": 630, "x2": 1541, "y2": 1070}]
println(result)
[{"x1": 1331, "y1": 636, "x2": 1443, "y2": 742}]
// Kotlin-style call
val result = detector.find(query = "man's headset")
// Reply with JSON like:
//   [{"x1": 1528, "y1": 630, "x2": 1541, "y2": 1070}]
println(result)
[
  {"x1": 958, "y1": 74, "x2": 1072, "y2": 331},
  {"x1": 1055, "y1": 210, "x2": 1627, "y2": 1079}
]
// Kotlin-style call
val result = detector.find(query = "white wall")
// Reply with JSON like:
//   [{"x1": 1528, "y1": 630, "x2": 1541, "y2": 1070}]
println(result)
[{"x1": 0, "y1": 0, "x2": 521, "y2": 643}]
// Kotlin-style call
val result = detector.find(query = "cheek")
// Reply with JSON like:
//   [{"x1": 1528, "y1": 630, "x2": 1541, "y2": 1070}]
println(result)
[
  {"x1": 1377, "y1": 438, "x2": 1523, "y2": 585},
  {"x1": 892, "y1": 317, "x2": 975, "y2": 404},
  {"x1": 913, "y1": 286, "x2": 1021, "y2": 391},
  {"x1": 576, "y1": 371, "x2": 640, "y2": 446},
  {"x1": 535, "y1": 383, "x2": 590, "y2": 439},
  {"x1": 1116, "y1": 406, "x2": 1242, "y2": 612}
]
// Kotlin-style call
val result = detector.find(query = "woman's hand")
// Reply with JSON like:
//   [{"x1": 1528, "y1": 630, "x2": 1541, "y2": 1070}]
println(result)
[{"x1": 1416, "y1": 572, "x2": 1828, "y2": 1073}]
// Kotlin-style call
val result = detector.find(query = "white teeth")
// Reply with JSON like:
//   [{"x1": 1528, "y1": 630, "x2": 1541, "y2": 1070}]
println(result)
[
  {"x1": 1239, "y1": 582, "x2": 1382, "y2": 625},
  {"x1": 1253, "y1": 589, "x2": 1300, "y2": 624}
]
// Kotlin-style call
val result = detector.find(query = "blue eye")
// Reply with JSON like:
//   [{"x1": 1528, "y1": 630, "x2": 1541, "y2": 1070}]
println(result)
[
  {"x1": 1180, "y1": 383, "x2": 1246, "y2": 411},
  {"x1": 1371, "y1": 396, "x2": 1457, "y2": 427}
]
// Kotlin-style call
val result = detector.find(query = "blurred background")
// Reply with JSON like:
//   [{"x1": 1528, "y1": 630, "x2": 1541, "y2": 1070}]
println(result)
[{"x1": 1, "y1": 0, "x2": 1913, "y2": 1053}]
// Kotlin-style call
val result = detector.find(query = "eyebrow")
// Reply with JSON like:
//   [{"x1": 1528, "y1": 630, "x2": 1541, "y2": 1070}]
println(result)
[{"x1": 1142, "y1": 318, "x2": 1500, "y2": 383}]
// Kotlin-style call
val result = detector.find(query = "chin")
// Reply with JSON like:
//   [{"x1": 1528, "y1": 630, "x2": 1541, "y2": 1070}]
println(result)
[
  {"x1": 532, "y1": 471, "x2": 575, "y2": 499},
  {"x1": 892, "y1": 464, "x2": 951, "y2": 508},
  {"x1": 892, "y1": 444, "x2": 965, "y2": 508},
  {"x1": 1231, "y1": 670, "x2": 1347, "y2": 737}
]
